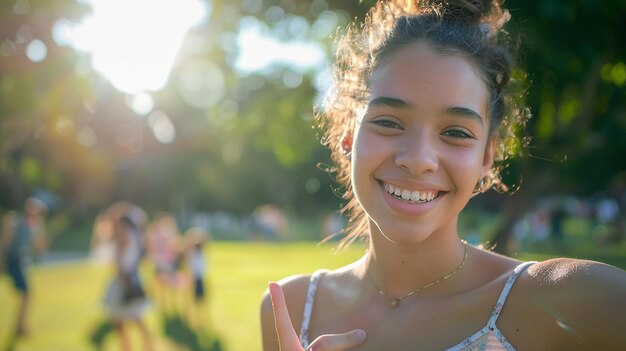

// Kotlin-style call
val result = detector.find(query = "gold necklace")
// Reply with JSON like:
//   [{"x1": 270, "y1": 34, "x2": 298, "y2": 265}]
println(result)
[{"x1": 366, "y1": 240, "x2": 469, "y2": 309}]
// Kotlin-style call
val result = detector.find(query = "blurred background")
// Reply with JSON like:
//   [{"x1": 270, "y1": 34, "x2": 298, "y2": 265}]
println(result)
[{"x1": 1, "y1": 0, "x2": 625, "y2": 350}]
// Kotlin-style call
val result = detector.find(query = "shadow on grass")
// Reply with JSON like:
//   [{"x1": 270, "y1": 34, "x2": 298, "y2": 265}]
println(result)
[
  {"x1": 89, "y1": 313, "x2": 223, "y2": 351},
  {"x1": 162, "y1": 313, "x2": 223, "y2": 351},
  {"x1": 88, "y1": 320, "x2": 114, "y2": 351},
  {"x1": 2, "y1": 333, "x2": 18, "y2": 351}
]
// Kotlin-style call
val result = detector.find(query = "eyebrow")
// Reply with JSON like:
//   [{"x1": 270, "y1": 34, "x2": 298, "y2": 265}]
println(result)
[
  {"x1": 368, "y1": 96, "x2": 483, "y2": 126},
  {"x1": 367, "y1": 96, "x2": 414, "y2": 109},
  {"x1": 445, "y1": 106, "x2": 484, "y2": 126}
]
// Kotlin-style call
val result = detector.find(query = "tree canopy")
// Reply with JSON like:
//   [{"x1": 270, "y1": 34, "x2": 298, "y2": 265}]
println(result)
[{"x1": 1, "y1": 0, "x2": 624, "y2": 249}]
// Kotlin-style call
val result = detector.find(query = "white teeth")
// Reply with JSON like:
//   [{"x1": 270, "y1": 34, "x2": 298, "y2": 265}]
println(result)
[
  {"x1": 410, "y1": 191, "x2": 420, "y2": 202},
  {"x1": 401, "y1": 189, "x2": 411, "y2": 200},
  {"x1": 384, "y1": 183, "x2": 437, "y2": 203}
]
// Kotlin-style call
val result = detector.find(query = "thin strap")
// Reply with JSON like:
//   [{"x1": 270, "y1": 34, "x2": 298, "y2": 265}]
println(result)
[
  {"x1": 299, "y1": 270, "x2": 328, "y2": 348},
  {"x1": 487, "y1": 261, "x2": 536, "y2": 326}
]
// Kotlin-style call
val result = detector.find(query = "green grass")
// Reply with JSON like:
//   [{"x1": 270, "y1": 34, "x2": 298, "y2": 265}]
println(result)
[
  {"x1": 1, "y1": 241, "x2": 624, "y2": 351},
  {"x1": 0, "y1": 242, "x2": 365, "y2": 351}
]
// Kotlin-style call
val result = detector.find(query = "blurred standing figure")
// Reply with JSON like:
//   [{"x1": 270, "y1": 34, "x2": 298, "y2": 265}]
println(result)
[
  {"x1": 250, "y1": 204, "x2": 288, "y2": 241},
  {"x1": 595, "y1": 194, "x2": 623, "y2": 243},
  {"x1": 184, "y1": 227, "x2": 210, "y2": 327},
  {"x1": 103, "y1": 214, "x2": 153, "y2": 351},
  {"x1": 146, "y1": 211, "x2": 184, "y2": 310},
  {"x1": 0, "y1": 197, "x2": 48, "y2": 337}
]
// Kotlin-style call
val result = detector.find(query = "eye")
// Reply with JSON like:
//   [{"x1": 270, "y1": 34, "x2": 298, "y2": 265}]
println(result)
[
  {"x1": 442, "y1": 129, "x2": 474, "y2": 139},
  {"x1": 371, "y1": 118, "x2": 403, "y2": 130}
]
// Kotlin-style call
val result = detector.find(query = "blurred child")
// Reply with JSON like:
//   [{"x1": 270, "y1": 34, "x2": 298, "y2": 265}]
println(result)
[
  {"x1": 103, "y1": 214, "x2": 153, "y2": 351},
  {"x1": 145, "y1": 211, "x2": 184, "y2": 311},
  {"x1": 0, "y1": 197, "x2": 48, "y2": 337},
  {"x1": 184, "y1": 226, "x2": 210, "y2": 327}
]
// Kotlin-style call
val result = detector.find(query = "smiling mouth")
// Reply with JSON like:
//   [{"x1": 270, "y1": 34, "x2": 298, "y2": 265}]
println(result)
[{"x1": 383, "y1": 182, "x2": 441, "y2": 203}]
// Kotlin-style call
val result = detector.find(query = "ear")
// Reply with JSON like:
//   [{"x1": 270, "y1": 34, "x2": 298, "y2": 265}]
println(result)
[
  {"x1": 481, "y1": 134, "x2": 497, "y2": 177},
  {"x1": 341, "y1": 132, "x2": 353, "y2": 156}
]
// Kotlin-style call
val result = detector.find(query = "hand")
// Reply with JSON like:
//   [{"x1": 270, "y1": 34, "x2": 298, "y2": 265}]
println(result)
[{"x1": 269, "y1": 282, "x2": 366, "y2": 351}]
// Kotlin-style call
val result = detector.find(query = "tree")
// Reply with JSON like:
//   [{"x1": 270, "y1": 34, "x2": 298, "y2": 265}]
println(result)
[{"x1": 487, "y1": 0, "x2": 626, "y2": 252}]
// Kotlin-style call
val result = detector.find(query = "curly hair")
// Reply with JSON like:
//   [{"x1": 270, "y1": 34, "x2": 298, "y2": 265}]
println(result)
[{"x1": 316, "y1": 0, "x2": 531, "y2": 248}]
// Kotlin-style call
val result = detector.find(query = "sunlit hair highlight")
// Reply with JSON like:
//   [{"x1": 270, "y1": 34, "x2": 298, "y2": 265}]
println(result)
[{"x1": 316, "y1": 0, "x2": 531, "y2": 249}]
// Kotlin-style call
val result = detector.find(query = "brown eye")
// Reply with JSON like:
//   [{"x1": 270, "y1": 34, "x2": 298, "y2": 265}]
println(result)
[
  {"x1": 372, "y1": 119, "x2": 402, "y2": 129},
  {"x1": 442, "y1": 129, "x2": 473, "y2": 139}
]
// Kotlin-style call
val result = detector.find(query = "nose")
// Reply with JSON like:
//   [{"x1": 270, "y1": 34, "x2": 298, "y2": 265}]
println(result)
[{"x1": 394, "y1": 129, "x2": 438, "y2": 175}]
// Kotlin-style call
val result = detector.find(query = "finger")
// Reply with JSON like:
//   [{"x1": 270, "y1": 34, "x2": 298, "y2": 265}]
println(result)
[
  {"x1": 308, "y1": 329, "x2": 367, "y2": 351},
  {"x1": 269, "y1": 282, "x2": 302, "y2": 349}
]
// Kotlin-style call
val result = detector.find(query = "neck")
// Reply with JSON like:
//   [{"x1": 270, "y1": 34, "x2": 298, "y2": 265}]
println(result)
[{"x1": 365, "y1": 229, "x2": 468, "y2": 299}]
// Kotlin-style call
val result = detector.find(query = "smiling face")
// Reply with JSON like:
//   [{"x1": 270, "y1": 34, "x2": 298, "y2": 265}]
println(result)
[{"x1": 351, "y1": 41, "x2": 496, "y2": 245}]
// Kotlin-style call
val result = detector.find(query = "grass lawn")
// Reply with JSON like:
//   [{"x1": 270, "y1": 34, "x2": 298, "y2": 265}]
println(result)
[
  {"x1": 1, "y1": 241, "x2": 624, "y2": 351},
  {"x1": 0, "y1": 242, "x2": 365, "y2": 351}
]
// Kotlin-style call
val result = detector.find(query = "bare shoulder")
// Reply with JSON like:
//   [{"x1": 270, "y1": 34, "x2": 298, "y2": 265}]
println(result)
[
  {"x1": 261, "y1": 274, "x2": 311, "y2": 312},
  {"x1": 525, "y1": 257, "x2": 626, "y2": 291},
  {"x1": 260, "y1": 264, "x2": 358, "y2": 321},
  {"x1": 260, "y1": 273, "x2": 315, "y2": 351},
  {"x1": 260, "y1": 272, "x2": 313, "y2": 319},
  {"x1": 522, "y1": 258, "x2": 626, "y2": 347}
]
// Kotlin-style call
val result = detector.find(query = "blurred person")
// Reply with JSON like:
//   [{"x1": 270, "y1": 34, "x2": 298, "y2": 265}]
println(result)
[
  {"x1": 91, "y1": 201, "x2": 149, "y2": 264},
  {"x1": 145, "y1": 211, "x2": 185, "y2": 311},
  {"x1": 103, "y1": 214, "x2": 153, "y2": 351},
  {"x1": 0, "y1": 197, "x2": 48, "y2": 337},
  {"x1": 595, "y1": 193, "x2": 623, "y2": 244},
  {"x1": 549, "y1": 204, "x2": 567, "y2": 242},
  {"x1": 250, "y1": 204, "x2": 288, "y2": 241},
  {"x1": 321, "y1": 212, "x2": 345, "y2": 241},
  {"x1": 183, "y1": 226, "x2": 211, "y2": 327},
  {"x1": 261, "y1": 0, "x2": 626, "y2": 350},
  {"x1": 531, "y1": 208, "x2": 550, "y2": 243},
  {"x1": 90, "y1": 211, "x2": 117, "y2": 263}
]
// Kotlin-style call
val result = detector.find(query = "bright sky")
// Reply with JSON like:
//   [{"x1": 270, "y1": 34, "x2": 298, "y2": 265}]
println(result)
[
  {"x1": 56, "y1": 0, "x2": 330, "y2": 97},
  {"x1": 235, "y1": 16, "x2": 326, "y2": 74},
  {"x1": 58, "y1": 0, "x2": 208, "y2": 95}
]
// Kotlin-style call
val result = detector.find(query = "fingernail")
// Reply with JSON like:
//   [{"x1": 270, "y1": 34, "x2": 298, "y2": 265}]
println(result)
[{"x1": 355, "y1": 329, "x2": 366, "y2": 340}]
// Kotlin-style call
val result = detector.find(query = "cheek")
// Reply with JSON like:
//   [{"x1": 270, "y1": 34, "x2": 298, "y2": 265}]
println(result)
[
  {"x1": 351, "y1": 130, "x2": 381, "y2": 190},
  {"x1": 351, "y1": 137, "x2": 368, "y2": 182},
  {"x1": 352, "y1": 130, "x2": 387, "y2": 170},
  {"x1": 447, "y1": 148, "x2": 486, "y2": 184}
]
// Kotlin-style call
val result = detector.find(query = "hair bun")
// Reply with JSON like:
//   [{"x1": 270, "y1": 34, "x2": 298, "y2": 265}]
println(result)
[
  {"x1": 445, "y1": 0, "x2": 488, "y2": 21},
  {"x1": 429, "y1": 0, "x2": 505, "y2": 28}
]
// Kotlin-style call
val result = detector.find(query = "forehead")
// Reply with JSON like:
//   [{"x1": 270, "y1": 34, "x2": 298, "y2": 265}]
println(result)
[{"x1": 368, "y1": 42, "x2": 488, "y2": 116}]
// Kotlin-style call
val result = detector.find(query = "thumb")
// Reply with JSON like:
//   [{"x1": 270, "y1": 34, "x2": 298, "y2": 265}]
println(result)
[
  {"x1": 307, "y1": 329, "x2": 367, "y2": 351},
  {"x1": 269, "y1": 282, "x2": 304, "y2": 350}
]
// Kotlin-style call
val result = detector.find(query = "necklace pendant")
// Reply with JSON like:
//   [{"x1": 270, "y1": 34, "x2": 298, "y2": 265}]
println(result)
[{"x1": 388, "y1": 298, "x2": 400, "y2": 309}]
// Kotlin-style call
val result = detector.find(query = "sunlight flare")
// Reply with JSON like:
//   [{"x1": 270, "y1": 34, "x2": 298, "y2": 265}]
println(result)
[{"x1": 58, "y1": 0, "x2": 209, "y2": 94}]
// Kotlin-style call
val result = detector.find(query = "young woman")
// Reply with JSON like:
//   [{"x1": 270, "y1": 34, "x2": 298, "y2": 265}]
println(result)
[{"x1": 260, "y1": 0, "x2": 626, "y2": 350}]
